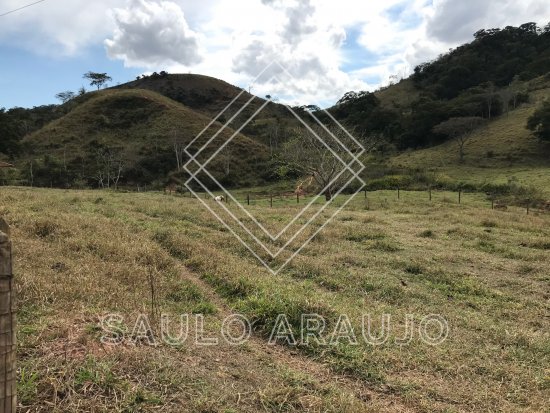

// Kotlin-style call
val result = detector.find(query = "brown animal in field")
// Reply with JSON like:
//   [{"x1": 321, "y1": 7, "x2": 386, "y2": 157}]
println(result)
[
  {"x1": 164, "y1": 183, "x2": 177, "y2": 195},
  {"x1": 494, "y1": 202, "x2": 508, "y2": 211},
  {"x1": 295, "y1": 175, "x2": 314, "y2": 197},
  {"x1": 540, "y1": 200, "x2": 550, "y2": 211}
]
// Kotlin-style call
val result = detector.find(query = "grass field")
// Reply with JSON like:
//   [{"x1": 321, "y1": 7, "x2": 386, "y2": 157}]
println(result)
[{"x1": 1, "y1": 187, "x2": 548, "y2": 412}]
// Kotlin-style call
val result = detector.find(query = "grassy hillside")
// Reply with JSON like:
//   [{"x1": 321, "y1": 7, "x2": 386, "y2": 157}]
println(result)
[
  {"x1": 19, "y1": 89, "x2": 271, "y2": 188},
  {"x1": 117, "y1": 73, "x2": 252, "y2": 117},
  {"x1": 115, "y1": 73, "x2": 304, "y2": 146},
  {"x1": 374, "y1": 79, "x2": 419, "y2": 110},
  {"x1": 3, "y1": 187, "x2": 548, "y2": 411},
  {"x1": 389, "y1": 81, "x2": 550, "y2": 195}
]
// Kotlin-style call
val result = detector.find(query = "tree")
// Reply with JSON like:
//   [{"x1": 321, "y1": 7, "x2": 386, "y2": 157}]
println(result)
[
  {"x1": 55, "y1": 91, "x2": 75, "y2": 103},
  {"x1": 527, "y1": 101, "x2": 550, "y2": 142},
  {"x1": 83, "y1": 72, "x2": 112, "y2": 90},
  {"x1": 0, "y1": 109, "x2": 22, "y2": 156},
  {"x1": 337, "y1": 91, "x2": 359, "y2": 105},
  {"x1": 267, "y1": 122, "x2": 280, "y2": 157},
  {"x1": 93, "y1": 148, "x2": 125, "y2": 189},
  {"x1": 433, "y1": 117, "x2": 486, "y2": 162},
  {"x1": 282, "y1": 126, "x2": 373, "y2": 201},
  {"x1": 499, "y1": 88, "x2": 513, "y2": 115},
  {"x1": 172, "y1": 131, "x2": 185, "y2": 171},
  {"x1": 509, "y1": 76, "x2": 525, "y2": 110},
  {"x1": 483, "y1": 81, "x2": 498, "y2": 119}
]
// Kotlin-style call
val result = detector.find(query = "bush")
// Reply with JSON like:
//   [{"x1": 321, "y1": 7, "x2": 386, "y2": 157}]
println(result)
[{"x1": 527, "y1": 101, "x2": 550, "y2": 142}]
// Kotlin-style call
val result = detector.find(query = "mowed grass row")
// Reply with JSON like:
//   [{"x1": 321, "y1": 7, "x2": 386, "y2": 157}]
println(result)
[{"x1": 1, "y1": 187, "x2": 548, "y2": 412}]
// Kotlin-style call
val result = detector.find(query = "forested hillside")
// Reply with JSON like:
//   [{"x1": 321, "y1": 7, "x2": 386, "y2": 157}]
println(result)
[{"x1": 331, "y1": 23, "x2": 550, "y2": 149}]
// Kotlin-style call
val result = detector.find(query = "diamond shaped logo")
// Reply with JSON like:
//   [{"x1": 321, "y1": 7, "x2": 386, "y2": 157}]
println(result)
[{"x1": 184, "y1": 61, "x2": 366, "y2": 274}]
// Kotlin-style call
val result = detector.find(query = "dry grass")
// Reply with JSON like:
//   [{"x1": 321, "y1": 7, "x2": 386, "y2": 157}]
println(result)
[{"x1": 1, "y1": 186, "x2": 549, "y2": 412}]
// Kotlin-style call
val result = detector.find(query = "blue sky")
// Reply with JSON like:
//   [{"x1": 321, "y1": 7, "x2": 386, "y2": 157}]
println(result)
[
  {"x1": 0, "y1": 0, "x2": 548, "y2": 109},
  {"x1": 0, "y1": 45, "x2": 141, "y2": 108}
]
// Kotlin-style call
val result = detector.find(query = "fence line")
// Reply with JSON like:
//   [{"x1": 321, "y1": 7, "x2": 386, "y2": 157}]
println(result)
[{"x1": 168, "y1": 187, "x2": 546, "y2": 214}]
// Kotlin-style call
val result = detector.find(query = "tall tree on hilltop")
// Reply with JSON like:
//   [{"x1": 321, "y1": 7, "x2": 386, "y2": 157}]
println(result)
[
  {"x1": 55, "y1": 91, "x2": 76, "y2": 103},
  {"x1": 83, "y1": 72, "x2": 112, "y2": 90}
]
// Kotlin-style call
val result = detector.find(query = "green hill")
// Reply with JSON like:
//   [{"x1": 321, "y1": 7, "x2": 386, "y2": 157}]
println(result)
[
  {"x1": 18, "y1": 89, "x2": 271, "y2": 188},
  {"x1": 117, "y1": 73, "x2": 252, "y2": 118},
  {"x1": 115, "y1": 73, "x2": 304, "y2": 147},
  {"x1": 389, "y1": 80, "x2": 550, "y2": 195}
]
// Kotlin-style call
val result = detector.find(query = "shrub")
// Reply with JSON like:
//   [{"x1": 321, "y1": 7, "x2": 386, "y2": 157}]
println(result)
[{"x1": 418, "y1": 230, "x2": 435, "y2": 238}]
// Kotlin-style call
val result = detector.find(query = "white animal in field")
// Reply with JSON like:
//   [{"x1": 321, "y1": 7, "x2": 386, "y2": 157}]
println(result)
[{"x1": 214, "y1": 195, "x2": 225, "y2": 202}]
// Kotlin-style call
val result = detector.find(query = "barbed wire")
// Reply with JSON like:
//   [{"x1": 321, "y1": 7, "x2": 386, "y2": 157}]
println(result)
[{"x1": 0, "y1": 0, "x2": 47, "y2": 18}]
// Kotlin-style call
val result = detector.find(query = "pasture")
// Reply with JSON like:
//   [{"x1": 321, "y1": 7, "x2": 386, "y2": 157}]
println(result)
[{"x1": 1, "y1": 187, "x2": 548, "y2": 412}]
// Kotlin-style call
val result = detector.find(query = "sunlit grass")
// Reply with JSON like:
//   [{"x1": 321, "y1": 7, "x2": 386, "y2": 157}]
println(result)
[{"x1": 2, "y1": 186, "x2": 548, "y2": 412}]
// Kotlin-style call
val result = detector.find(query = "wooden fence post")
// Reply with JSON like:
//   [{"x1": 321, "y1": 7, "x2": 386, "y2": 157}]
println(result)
[
  {"x1": 247, "y1": 194, "x2": 250, "y2": 206},
  {"x1": 397, "y1": 187, "x2": 400, "y2": 200},
  {"x1": 429, "y1": 187, "x2": 432, "y2": 201},
  {"x1": 458, "y1": 190, "x2": 462, "y2": 204},
  {"x1": 0, "y1": 218, "x2": 16, "y2": 413},
  {"x1": 270, "y1": 194, "x2": 273, "y2": 208},
  {"x1": 296, "y1": 193, "x2": 299, "y2": 204}
]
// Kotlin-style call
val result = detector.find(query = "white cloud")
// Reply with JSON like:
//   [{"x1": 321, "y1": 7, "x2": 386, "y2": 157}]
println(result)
[
  {"x1": 0, "y1": 0, "x2": 125, "y2": 55},
  {"x1": 105, "y1": 0, "x2": 550, "y2": 104},
  {"x1": 279, "y1": 0, "x2": 317, "y2": 45},
  {"x1": 226, "y1": 0, "x2": 369, "y2": 106},
  {"x1": 2, "y1": 0, "x2": 549, "y2": 105},
  {"x1": 348, "y1": 0, "x2": 550, "y2": 87},
  {"x1": 427, "y1": 0, "x2": 550, "y2": 44},
  {"x1": 105, "y1": 0, "x2": 202, "y2": 68}
]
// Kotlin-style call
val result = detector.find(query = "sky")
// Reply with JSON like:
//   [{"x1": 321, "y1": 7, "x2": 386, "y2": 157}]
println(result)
[{"x1": 1, "y1": 0, "x2": 549, "y2": 109}]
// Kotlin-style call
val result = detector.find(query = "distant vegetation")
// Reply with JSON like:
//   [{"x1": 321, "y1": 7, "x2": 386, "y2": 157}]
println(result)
[
  {"x1": 333, "y1": 22, "x2": 549, "y2": 149},
  {"x1": 1, "y1": 22, "x2": 549, "y2": 198}
]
